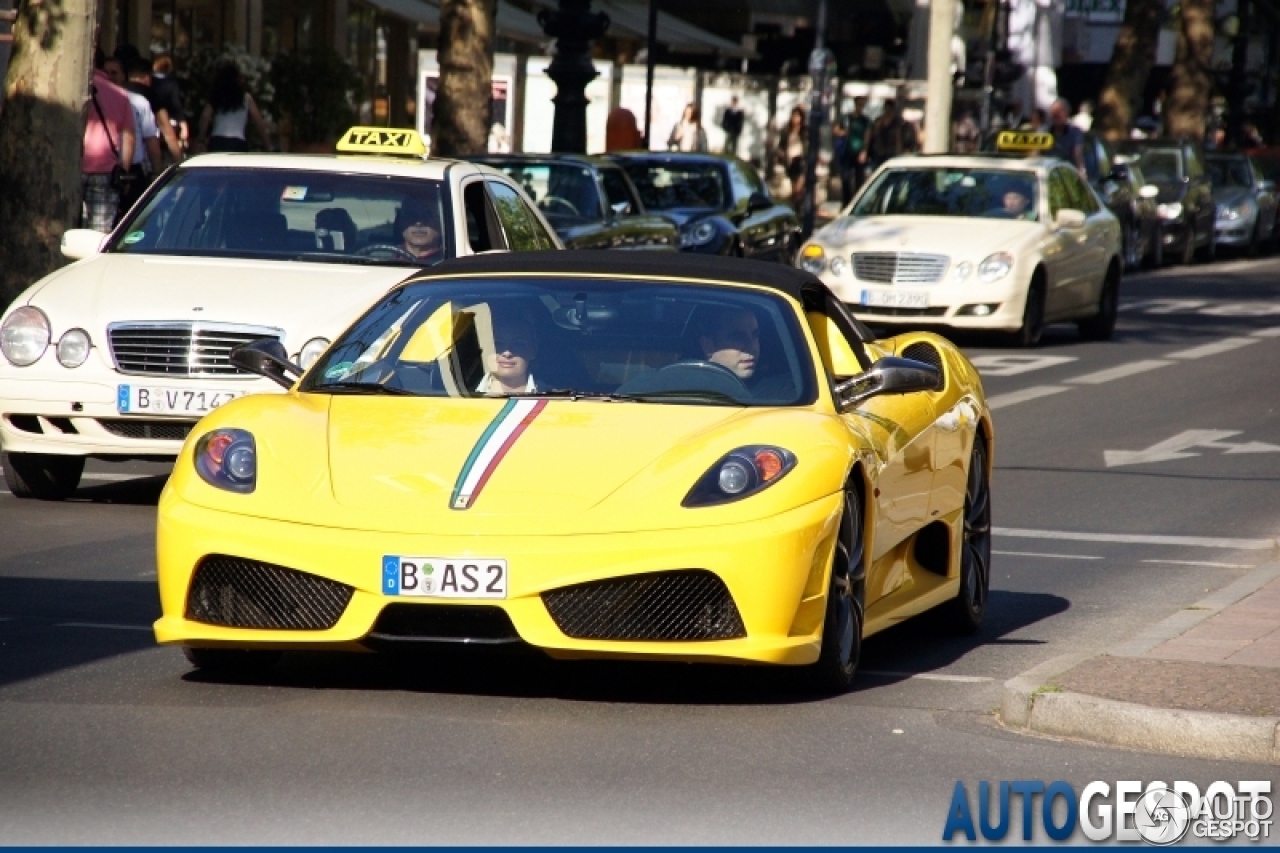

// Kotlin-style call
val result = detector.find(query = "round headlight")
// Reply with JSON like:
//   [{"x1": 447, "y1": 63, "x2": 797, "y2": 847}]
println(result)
[
  {"x1": 1157, "y1": 202, "x2": 1183, "y2": 220},
  {"x1": 690, "y1": 222, "x2": 716, "y2": 245},
  {"x1": 799, "y1": 244, "x2": 826, "y2": 273},
  {"x1": 978, "y1": 252, "x2": 1013, "y2": 283},
  {"x1": 718, "y1": 460, "x2": 752, "y2": 494},
  {"x1": 225, "y1": 443, "x2": 257, "y2": 482},
  {"x1": 0, "y1": 307, "x2": 51, "y2": 367},
  {"x1": 298, "y1": 337, "x2": 331, "y2": 370},
  {"x1": 56, "y1": 328, "x2": 92, "y2": 368},
  {"x1": 829, "y1": 257, "x2": 848, "y2": 276}
]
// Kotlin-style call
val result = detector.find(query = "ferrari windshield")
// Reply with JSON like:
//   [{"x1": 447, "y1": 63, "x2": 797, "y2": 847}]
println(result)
[
  {"x1": 303, "y1": 278, "x2": 818, "y2": 407},
  {"x1": 622, "y1": 163, "x2": 728, "y2": 211},
  {"x1": 108, "y1": 168, "x2": 451, "y2": 266},
  {"x1": 852, "y1": 168, "x2": 1040, "y2": 221}
]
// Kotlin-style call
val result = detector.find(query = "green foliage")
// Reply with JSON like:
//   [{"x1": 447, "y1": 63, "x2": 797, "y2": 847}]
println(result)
[{"x1": 269, "y1": 48, "x2": 364, "y2": 146}]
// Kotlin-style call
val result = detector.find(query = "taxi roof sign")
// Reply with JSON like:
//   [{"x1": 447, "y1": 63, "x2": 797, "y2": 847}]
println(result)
[
  {"x1": 995, "y1": 131, "x2": 1054, "y2": 153},
  {"x1": 336, "y1": 127, "x2": 428, "y2": 157}
]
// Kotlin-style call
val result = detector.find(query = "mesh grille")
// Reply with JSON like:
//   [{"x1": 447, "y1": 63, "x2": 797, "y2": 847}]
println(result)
[
  {"x1": 853, "y1": 252, "x2": 949, "y2": 284},
  {"x1": 542, "y1": 570, "x2": 745, "y2": 641},
  {"x1": 98, "y1": 419, "x2": 194, "y2": 441},
  {"x1": 901, "y1": 341, "x2": 946, "y2": 390},
  {"x1": 855, "y1": 305, "x2": 948, "y2": 317},
  {"x1": 369, "y1": 604, "x2": 520, "y2": 643},
  {"x1": 108, "y1": 323, "x2": 281, "y2": 376},
  {"x1": 186, "y1": 555, "x2": 354, "y2": 630}
]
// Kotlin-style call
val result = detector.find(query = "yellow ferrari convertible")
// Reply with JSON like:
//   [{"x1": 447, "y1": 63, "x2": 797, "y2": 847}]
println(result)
[{"x1": 154, "y1": 253, "x2": 993, "y2": 692}]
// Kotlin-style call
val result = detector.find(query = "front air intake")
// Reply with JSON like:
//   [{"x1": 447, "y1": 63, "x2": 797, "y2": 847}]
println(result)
[
  {"x1": 185, "y1": 555, "x2": 354, "y2": 630},
  {"x1": 367, "y1": 604, "x2": 522, "y2": 644},
  {"x1": 542, "y1": 570, "x2": 746, "y2": 641}
]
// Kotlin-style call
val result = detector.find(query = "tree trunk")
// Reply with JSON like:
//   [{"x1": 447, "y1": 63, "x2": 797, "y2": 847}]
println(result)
[
  {"x1": 0, "y1": 0, "x2": 97, "y2": 309},
  {"x1": 1165, "y1": 0, "x2": 1215, "y2": 140},
  {"x1": 1093, "y1": 0, "x2": 1164, "y2": 141},
  {"x1": 432, "y1": 0, "x2": 495, "y2": 157}
]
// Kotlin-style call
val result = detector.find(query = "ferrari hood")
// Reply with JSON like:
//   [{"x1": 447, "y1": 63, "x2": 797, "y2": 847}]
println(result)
[
  {"x1": 24, "y1": 254, "x2": 412, "y2": 352},
  {"x1": 814, "y1": 215, "x2": 1039, "y2": 260}
]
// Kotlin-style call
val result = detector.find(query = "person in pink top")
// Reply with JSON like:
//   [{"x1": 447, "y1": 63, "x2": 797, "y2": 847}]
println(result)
[{"x1": 83, "y1": 48, "x2": 136, "y2": 232}]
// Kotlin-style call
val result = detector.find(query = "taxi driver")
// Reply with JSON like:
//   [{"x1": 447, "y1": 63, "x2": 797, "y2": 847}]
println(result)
[
  {"x1": 1002, "y1": 189, "x2": 1031, "y2": 218},
  {"x1": 396, "y1": 197, "x2": 443, "y2": 261},
  {"x1": 700, "y1": 307, "x2": 760, "y2": 380},
  {"x1": 477, "y1": 312, "x2": 539, "y2": 395}
]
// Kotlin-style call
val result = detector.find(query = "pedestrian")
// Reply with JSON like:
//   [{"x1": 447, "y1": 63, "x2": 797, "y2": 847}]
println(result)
[
  {"x1": 720, "y1": 96, "x2": 745, "y2": 157},
  {"x1": 124, "y1": 58, "x2": 183, "y2": 164},
  {"x1": 1071, "y1": 99, "x2": 1093, "y2": 132},
  {"x1": 775, "y1": 106, "x2": 808, "y2": 209},
  {"x1": 833, "y1": 95, "x2": 871, "y2": 208},
  {"x1": 104, "y1": 56, "x2": 162, "y2": 213},
  {"x1": 1027, "y1": 108, "x2": 1047, "y2": 132},
  {"x1": 197, "y1": 62, "x2": 272, "y2": 153},
  {"x1": 866, "y1": 99, "x2": 906, "y2": 172},
  {"x1": 605, "y1": 107, "x2": 644, "y2": 152},
  {"x1": 82, "y1": 48, "x2": 137, "y2": 232},
  {"x1": 1004, "y1": 99, "x2": 1026, "y2": 131},
  {"x1": 1047, "y1": 98, "x2": 1086, "y2": 174},
  {"x1": 1243, "y1": 122, "x2": 1264, "y2": 148},
  {"x1": 667, "y1": 103, "x2": 708, "y2": 153},
  {"x1": 953, "y1": 109, "x2": 980, "y2": 153},
  {"x1": 151, "y1": 54, "x2": 189, "y2": 155}
]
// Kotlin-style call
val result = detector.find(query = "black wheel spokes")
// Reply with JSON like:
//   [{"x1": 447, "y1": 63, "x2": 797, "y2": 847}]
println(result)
[{"x1": 962, "y1": 443, "x2": 992, "y2": 613}]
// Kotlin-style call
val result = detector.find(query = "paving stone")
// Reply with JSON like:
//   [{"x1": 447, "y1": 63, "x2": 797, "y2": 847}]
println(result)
[{"x1": 1054, "y1": 656, "x2": 1280, "y2": 718}]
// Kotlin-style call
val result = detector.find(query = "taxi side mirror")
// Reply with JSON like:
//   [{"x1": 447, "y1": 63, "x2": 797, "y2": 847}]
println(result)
[
  {"x1": 833, "y1": 357, "x2": 941, "y2": 412},
  {"x1": 230, "y1": 339, "x2": 301, "y2": 389},
  {"x1": 610, "y1": 200, "x2": 632, "y2": 217},
  {"x1": 61, "y1": 229, "x2": 107, "y2": 260},
  {"x1": 1055, "y1": 208, "x2": 1086, "y2": 229}
]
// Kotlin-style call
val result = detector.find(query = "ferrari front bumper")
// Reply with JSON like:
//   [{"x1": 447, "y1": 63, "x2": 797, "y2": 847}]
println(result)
[{"x1": 154, "y1": 492, "x2": 845, "y2": 666}]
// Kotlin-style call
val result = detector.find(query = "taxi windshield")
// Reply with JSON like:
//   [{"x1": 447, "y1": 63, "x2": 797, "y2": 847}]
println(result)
[
  {"x1": 852, "y1": 168, "x2": 1039, "y2": 221},
  {"x1": 303, "y1": 277, "x2": 818, "y2": 407},
  {"x1": 109, "y1": 168, "x2": 451, "y2": 266},
  {"x1": 622, "y1": 163, "x2": 728, "y2": 211}
]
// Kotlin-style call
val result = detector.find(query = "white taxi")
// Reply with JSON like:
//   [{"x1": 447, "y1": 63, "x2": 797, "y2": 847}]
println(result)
[
  {"x1": 799, "y1": 136, "x2": 1121, "y2": 347},
  {"x1": 0, "y1": 127, "x2": 562, "y2": 499}
]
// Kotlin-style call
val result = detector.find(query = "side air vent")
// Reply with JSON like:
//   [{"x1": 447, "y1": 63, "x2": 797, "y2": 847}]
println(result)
[
  {"x1": 186, "y1": 555, "x2": 354, "y2": 630},
  {"x1": 543, "y1": 570, "x2": 746, "y2": 641},
  {"x1": 900, "y1": 341, "x2": 945, "y2": 389}
]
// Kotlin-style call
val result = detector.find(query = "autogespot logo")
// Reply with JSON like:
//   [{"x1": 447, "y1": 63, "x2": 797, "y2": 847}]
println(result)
[{"x1": 942, "y1": 780, "x2": 1273, "y2": 844}]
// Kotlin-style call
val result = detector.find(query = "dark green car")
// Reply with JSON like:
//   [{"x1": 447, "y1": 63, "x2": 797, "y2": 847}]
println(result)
[{"x1": 469, "y1": 154, "x2": 678, "y2": 251}]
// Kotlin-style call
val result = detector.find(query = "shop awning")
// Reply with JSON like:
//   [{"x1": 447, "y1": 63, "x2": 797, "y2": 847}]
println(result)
[
  {"x1": 362, "y1": 0, "x2": 549, "y2": 45},
  {"x1": 595, "y1": 0, "x2": 755, "y2": 57}
]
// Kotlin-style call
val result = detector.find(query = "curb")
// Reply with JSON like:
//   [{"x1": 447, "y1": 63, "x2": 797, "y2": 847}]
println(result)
[{"x1": 1000, "y1": 560, "x2": 1280, "y2": 765}]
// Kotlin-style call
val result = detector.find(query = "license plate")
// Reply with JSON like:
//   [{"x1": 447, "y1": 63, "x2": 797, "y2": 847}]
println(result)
[
  {"x1": 382, "y1": 555, "x2": 508, "y2": 599},
  {"x1": 861, "y1": 290, "x2": 930, "y2": 308},
  {"x1": 117, "y1": 385, "x2": 247, "y2": 415}
]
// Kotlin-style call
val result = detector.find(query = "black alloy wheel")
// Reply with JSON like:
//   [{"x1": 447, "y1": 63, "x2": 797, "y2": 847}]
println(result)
[
  {"x1": 1012, "y1": 276, "x2": 1046, "y2": 347},
  {"x1": 1077, "y1": 266, "x2": 1120, "y2": 341},
  {"x1": 183, "y1": 646, "x2": 283, "y2": 675},
  {"x1": 1, "y1": 451, "x2": 84, "y2": 500},
  {"x1": 805, "y1": 487, "x2": 865, "y2": 693},
  {"x1": 945, "y1": 437, "x2": 991, "y2": 634}
]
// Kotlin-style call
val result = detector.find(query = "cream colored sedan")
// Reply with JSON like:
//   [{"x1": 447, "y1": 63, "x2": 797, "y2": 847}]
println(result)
[{"x1": 799, "y1": 155, "x2": 1122, "y2": 346}]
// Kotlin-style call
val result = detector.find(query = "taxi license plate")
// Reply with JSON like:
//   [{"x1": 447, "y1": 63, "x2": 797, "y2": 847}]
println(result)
[
  {"x1": 117, "y1": 385, "x2": 246, "y2": 415},
  {"x1": 382, "y1": 555, "x2": 508, "y2": 599},
  {"x1": 861, "y1": 290, "x2": 929, "y2": 309}
]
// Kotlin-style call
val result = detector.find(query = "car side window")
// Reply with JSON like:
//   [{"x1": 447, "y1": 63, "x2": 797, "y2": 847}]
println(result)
[
  {"x1": 728, "y1": 160, "x2": 764, "y2": 207},
  {"x1": 1063, "y1": 169, "x2": 1100, "y2": 215},
  {"x1": 600, "y1": 168, "x2": 640, "y2": 215},
  {"x1": 1185, "y1": 147, "x2": 1204, "y2": 179},
  {"x1": 1048, "y1": 169, "x2": 1071, "y2": 217},
  {"x1": 487, "y1": 180, "x2": 543, "y2": 251},
  {"x1": 520, "y1": 198, "x2": 557, "y2": 250},
  {"x1": 463, "y1": 180, "x2": 504, "y2": 253}
]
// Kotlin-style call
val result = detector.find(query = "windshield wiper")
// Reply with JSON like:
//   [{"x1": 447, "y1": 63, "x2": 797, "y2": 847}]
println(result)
[
  {"x1": 625, "y1": 390, "x2": 747, "y2": 406},
  {"x1": 316, "y1": 381, "x2": 418, "y2": 396},
  {"x1": 505, "y1": 389, "x2": 641, "y2": 402}
]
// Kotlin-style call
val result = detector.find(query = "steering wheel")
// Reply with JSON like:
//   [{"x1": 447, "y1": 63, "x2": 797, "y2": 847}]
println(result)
[
  {"x1": 657, "y1": 359, "x2": 751, "y2": 394},
  {"x1": 353, "y1": 244, "x2": 420, "y2": 262},
  {"x1": 540, "y1": 195, "x2": 581, "y2": 217}
]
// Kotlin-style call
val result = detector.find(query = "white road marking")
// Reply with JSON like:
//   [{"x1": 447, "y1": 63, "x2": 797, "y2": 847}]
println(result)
[
  {"x1": 987, "y1": 385, "x2": 1071, "y2": 410},
  {"x1": 994, "y1": 526, "x2": 1277, "y2": 550},
  {"x1": 1142, "y1": 559, "x2": 1253, "y2": 569},
  {"x1": 970, "y1": 354, "x2": 1077, "y2": 377},
  {"x1": 1104, "y1": 429, "x2": 1280, "y2": 467},
  {"x1": 1167, "y1": 337, "x2": 1260, "y2": 360},
  {"x1": 860, "y1": 670, "x2": 994, "y2": 683},
  {"x1": 1065, "y1": 359, "x2": 1172, "y2": 385},
  {"x1": 56, "y1": 622, "x2": 152, "y2": 632},
  {"x1": 1251, "y1": 326, "x2": 1280, "y2": 337},
  {"x1": 992, "y1": 550, "x2": 1103, "y2": 560}
]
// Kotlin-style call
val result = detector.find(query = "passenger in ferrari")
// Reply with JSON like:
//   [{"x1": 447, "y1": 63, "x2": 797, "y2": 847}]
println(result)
[
  {"x1": 476, "y1": 310, "x2": 540, "y2": 395},
  {"x1": 396, "y1": 196, "x2": 444, "y2": 261},
  {"x1": 699, "y1": 306, "x2": 760, "y2": 380}
]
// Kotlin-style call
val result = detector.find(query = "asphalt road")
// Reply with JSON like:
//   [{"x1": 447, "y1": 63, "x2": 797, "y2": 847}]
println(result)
[{"x1": 3, "y1": 256, "x2": 1279, "y2": 843}]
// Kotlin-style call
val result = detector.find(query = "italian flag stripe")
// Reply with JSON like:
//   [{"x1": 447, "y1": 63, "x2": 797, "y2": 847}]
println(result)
[{"x1": 450, "y1": 398, "x2": 548, "y2": 510}]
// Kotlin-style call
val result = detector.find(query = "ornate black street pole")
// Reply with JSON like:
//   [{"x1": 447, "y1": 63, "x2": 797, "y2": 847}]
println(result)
[{"x1": 538, "y1": 0, "x2": 611, "y2": 153}]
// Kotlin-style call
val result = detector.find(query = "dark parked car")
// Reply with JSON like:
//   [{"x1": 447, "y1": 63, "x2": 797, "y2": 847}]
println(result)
[
  {"x1": 609, "y1": 153, "x2": 801, "y2": 263},
  {"x1": 1115, "y1": 138, "x2": 1216, "y2": 264},
  {"x1": 470, "y1": 154, "x2": 678, "y2": 251},
  {"x1": 1206, "y1": 152, "x2": 1277, "y2": 255},
  {"x1": 1082, "y1": 134, "x2": 1162, "y2": 269}
]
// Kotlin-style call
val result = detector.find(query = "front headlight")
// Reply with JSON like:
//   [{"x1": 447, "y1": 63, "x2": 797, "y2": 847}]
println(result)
[
  {"x1": 1157, "y1": 202, "x2": 1183, "y2": 220},
  {"x1": 680, "y1": 221, "x2": 717, "y2": 248},
  {"x1": 194, "y1": 428, "x2": 257, "y2": 493},
  {"x1": 0, "y1": 307, "x2": 51, "y2": 367},
  {"x1": 799, "y1": 244, "x2": 826, "y2": 273},
  {"x1": 56, "y1": 329, "x2": 92, "y2": 368},
  {"x1": 298, "y1": 337, "x2": 331, "y2": 370},
  {"x1": 1218, "y1": 201, "x2": 1254, "y2": 221},
  {"x1": 683, "y1": 445, "x2": 797, "y2": 507},
  {"x1": 977, "y1": 252, "x2": 1013, "y2": 283}
]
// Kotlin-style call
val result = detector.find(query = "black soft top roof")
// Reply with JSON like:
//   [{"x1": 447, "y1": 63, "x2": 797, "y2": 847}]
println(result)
[{"x1": 416, "y1": 252, "x2": 823, "y2": 301}]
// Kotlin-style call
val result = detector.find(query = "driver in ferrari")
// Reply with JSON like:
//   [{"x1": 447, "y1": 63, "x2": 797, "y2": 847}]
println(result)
[{"x1": 699, "y1": 306, "x2": 760, "y2": 380}]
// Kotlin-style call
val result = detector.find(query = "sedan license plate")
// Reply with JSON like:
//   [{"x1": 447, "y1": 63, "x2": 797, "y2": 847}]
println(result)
[
  {"x1": 382, "y1": 556, "x2": 508, "y2": 599},
  {"x1": 116, "y1": 385, "x2": 246, "y2": 415},
  {"x1": 861, "y1": 289, "x2": 929, "y2": 309}
]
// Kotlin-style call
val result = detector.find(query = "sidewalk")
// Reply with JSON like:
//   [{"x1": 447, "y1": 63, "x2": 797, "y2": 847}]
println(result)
[{"x1": 1001, "y1": 561, "x2": 1280, "y2": 765}]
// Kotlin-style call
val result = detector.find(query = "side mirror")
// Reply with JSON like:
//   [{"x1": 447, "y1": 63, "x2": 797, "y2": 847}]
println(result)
[
  {"x1": 1055, "y1": 208, "x2": 1087, "y2": 229},
  {"x1": 610, "y1": 199, "x2": 631, "y2": 217},
  {"x1": 229, "y1": 338, "x2": 302, "y2": 389},
  {"x1": 833, "y1": 357, "x2": 942, "y2": 412},
  {"x1": 61, "y1": 229, "x2": 107, "y2": 260},
  {"x1": 1138, "y1": 184, "x2": 1160, "y2": 199},
  {"x1": 1259, "y1": 179, "x2": 1276, "y2": 193},
  {"x1": 747, "y1": 191, "x2": 772, "y2": 212}
]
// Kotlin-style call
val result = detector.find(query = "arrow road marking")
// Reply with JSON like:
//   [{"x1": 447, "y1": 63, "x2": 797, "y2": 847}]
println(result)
[
  {"x1": 970, "y1": 354, "x2": 1077, "y2": 377},
  {"x1": 1104, "y1": 429, "x2": 1280, "y2": 467}
]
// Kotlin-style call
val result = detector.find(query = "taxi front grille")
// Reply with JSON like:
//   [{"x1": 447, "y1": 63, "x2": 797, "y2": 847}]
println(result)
[
  {"x1": 853, "y1": 252, "x2": 949, "y2": 284},
  {"x1": 98, "y1": 418, "x2": 194, "y2": 441},
  {"x1": 542, "y1": 570, "x2": 745, "y2": 641},
  {"x1": 186, "y1": 555, "x2": 353, "y2": 630},
  {"x1": 108, "y1": 322, "x2": 282, "y2": 377}
]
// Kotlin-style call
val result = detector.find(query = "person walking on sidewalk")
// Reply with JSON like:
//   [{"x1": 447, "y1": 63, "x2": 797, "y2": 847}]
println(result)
[
  {"x1": 82, "y1": 49, "x2": 137, "y2": 232},
  {"x1": 833, "y1": 95, "x2": 871, "y2": 208},
  {"x1": 775, "y1": 106, "x2": 808, "y2": 210},
  {"x1": 720, "y1": 96, "x2": 745, "y2": 157},
  {"x1": 197, "y1": 63, "x2": 272, "y2": 153},
  {"x1": 667, "y1": 103, "x2": 708, "y2": 153},
  {"x1": 104, "y1": 56, "x2": 162, "y2": 215},
  {"x1": 866, "y1": 99, "x2": 906, "y2": 172},
  {"x1": 1048, "y1": 98, "x2": 1086, "y2": 175}
]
